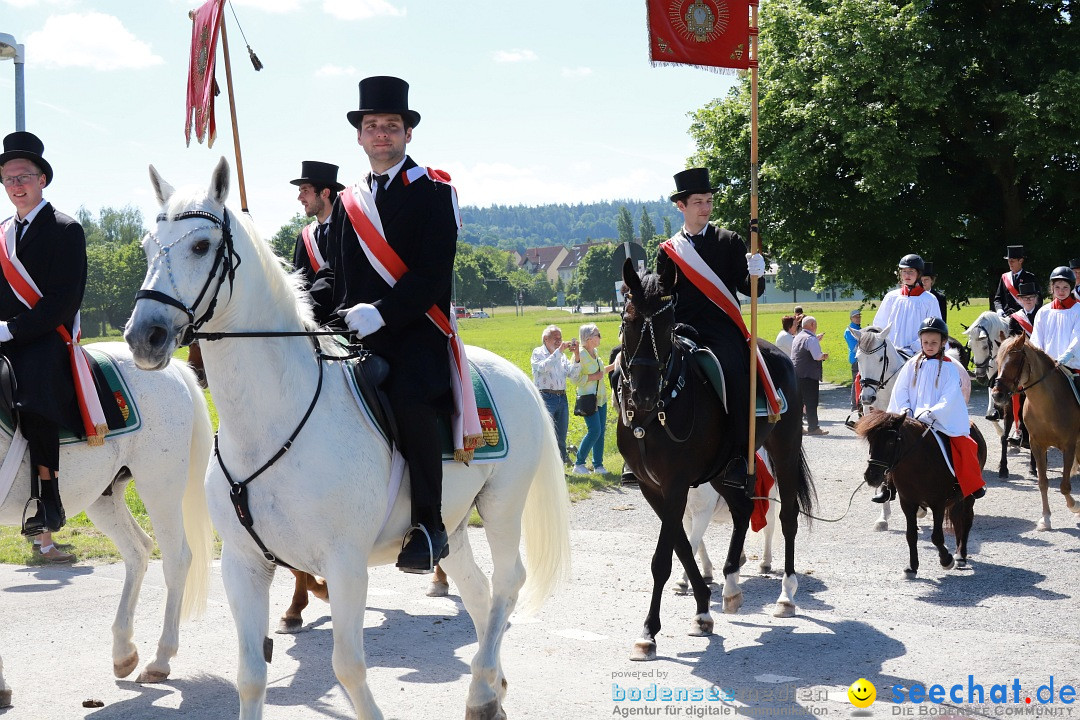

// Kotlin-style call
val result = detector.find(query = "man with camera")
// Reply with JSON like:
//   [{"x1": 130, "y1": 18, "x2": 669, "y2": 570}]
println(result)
[{"x1": 530, "y1": 325, "x2": 576, "y2": 465}]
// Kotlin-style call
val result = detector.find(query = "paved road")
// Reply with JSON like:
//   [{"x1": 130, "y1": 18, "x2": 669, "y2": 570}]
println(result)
[{"x1": 1, "y1": 383, "x2": 1078, "y2": 719}]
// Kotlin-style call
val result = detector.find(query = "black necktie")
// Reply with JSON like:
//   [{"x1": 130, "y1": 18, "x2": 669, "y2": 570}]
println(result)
[
  {"x1": 372, "y1": 174, "x2": 389, "y2": 204},
  {"x1": 14, "y1": 219, "x2": 27, "y2": 250},
  {"x1": 315, "y1": 223, "x2": 327, "y2": 248}
]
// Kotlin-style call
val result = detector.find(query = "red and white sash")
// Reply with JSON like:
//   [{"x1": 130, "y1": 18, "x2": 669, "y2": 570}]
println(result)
[
  {"x1": 339, "y1": 180, "x2": 483, "y2": 460},
  {"x1": 1001, "y1": 271, "x2": 1020, "y2": 301},
  {"x1": 659, "y1": 236, "x2": 781, "y2": 417},
  {"x1": 0, "y1": 219, "x2": 108, "y2": 446},
  {"x1": 1010, "y1": 310, "x2": 1034, "y2": 336},
  {"x1": 300, "y1": 222, "x2": 325, "y2": 273}
]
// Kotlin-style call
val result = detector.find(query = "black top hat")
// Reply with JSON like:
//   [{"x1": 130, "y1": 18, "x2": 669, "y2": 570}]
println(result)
[
  {"x1": 1016, "y1": 281, "x2": 1038, "y2": 297},
  {"x1": 669, "y1": 168, "x2": 720, "y2": 202},
  {"x1": 346, "y1": 76, "x2": 421, "y2": 130},
  {"x1": 1069, "y1": 257, "x2": 1080, "y2": 270},
  {"x1": 1004, "y1": 245, "x2": 1026, "y2": 260},
  {"x1": 922, "y1": 261, "x2": 936, "y2": 277},
  {"x1": 0, "y1": 131, "x2": 53, "y2": 187},
  {"x1": 290, "y1": 160, "x2": 344, "y2": 192}
]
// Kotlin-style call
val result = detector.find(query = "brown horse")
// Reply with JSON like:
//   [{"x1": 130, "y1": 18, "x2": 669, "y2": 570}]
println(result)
[
  {"x1": 992, "y1": 334, "x2": 1080, "y2": 530},
  {"x1": 857, "y1": 412, "x2": 987, "y2": 576}
]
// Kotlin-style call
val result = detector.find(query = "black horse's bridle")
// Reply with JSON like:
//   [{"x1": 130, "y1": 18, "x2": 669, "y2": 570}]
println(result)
[
  {"x1": 969, "y1": 327, "x2": 997, "y2": 376},
  {"x1": 618, "y1": 293, "x2": 681, "y2": 431},
  {"x1": 135, "y1": 209, "x2": 240, "y2": 348},
  {"x1": 859, "y1": 337, "x2": 899, "y2": 397}
]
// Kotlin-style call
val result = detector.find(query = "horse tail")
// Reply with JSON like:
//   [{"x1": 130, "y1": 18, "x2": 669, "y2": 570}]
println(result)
[
  {"x1": 517, "y1": 388, "x2": 571, "y2": 615},
  {"x1": 176, "y1": 361, "x2": 214, "y2": 621},
  {"x1": 795, "y1": 446, "x2": 817, "y2": 526}
]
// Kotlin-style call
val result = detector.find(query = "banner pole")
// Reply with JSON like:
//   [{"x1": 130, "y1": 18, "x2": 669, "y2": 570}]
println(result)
[
  {"x1": 218, "y1": 11, "x2": 249, "y2": 212},
  {"x1": 746, "y1": 0, "x2": 761, "y2": 477}
]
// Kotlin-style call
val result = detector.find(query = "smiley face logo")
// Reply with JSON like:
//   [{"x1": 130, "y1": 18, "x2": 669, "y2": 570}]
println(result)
[{"x1": 848, "y1": 678, "x2": 876, "y2": 708}]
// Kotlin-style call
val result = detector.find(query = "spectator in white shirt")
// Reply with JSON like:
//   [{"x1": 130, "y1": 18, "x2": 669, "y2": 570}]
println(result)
[
  {"x1": 774, "y1": 314, "x2": 797, "y2": 356},
  {"x1": 530, "y1": 325, "x2": 576, "y2": 464}
]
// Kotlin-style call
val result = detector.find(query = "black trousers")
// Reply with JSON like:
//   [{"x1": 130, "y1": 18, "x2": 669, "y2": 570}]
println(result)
[
  {"x1": 19, "y1": 411, "x2": 59, "y2": 473},
  {"x1": 385, "y1": 383, "x2": 444, "y2": 530},
  {"x1": 702, "y1": 323, "x2": 751, "y2": 450},
  {"x1": 798, "y1": 377, "x2": 821, "y2": 431}
]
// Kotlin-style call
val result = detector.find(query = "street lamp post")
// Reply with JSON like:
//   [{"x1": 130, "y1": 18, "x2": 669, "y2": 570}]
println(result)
[{"x1": 0, "y1": 32, "x2": 26, "y2": 131}]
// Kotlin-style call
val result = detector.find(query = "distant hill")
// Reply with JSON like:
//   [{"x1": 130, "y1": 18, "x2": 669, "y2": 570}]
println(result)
[{"x1": 459, "y1": 199, "x2": 684, "y2": 250}]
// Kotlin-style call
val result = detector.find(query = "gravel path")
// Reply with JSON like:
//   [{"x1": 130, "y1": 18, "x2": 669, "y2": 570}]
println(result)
[{"x1": 1, "y1": 383, "x2": 1078, "y2": 719}]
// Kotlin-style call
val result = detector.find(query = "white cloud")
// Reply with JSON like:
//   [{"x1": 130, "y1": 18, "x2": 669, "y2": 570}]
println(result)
[
  {"x1": 230, "y1": 0, "x2": 304, "y2": 12},
  {"x1": 561, "y1": 67, "x2": 593, "y2": 78},
  {"x1": 492, "y1": 49, "x2": 538, "y2": 63},
  {"x1": 316, "y1": 64, "x2": 359, "y2": 77},
  {"x1": 25, "y1": 13, "x2": 163, "y2": 70},
  {"x1": 323, "y1": 0, "x2": 406, "y2": 21}
]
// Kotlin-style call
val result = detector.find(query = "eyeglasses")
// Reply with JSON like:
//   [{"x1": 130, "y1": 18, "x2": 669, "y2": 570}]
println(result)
[{"x1": 2, "y1": 173, "x2": 40, "y2": 187}]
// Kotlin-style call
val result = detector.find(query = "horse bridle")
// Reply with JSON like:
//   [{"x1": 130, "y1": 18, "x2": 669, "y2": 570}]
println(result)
[
  {"x1": 135, "y1": 209, "x2": 240, "y2": 348},
  {"x1": 994, "y1": 344, "x2": 1054, "y2": 397},
  {"x1": 969, "y1": 327, "x2": 996, "y2": 375},
  {"x1": 618, "y1": 293, "x2": 682, "y2": 432},
  {"x1": 859, "y1": 337, "x2": 899, "y2": 396}
]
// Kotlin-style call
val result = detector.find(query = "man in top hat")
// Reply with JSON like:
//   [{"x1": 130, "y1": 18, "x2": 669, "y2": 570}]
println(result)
[
  {"x1": 1069, "y1": 258, "x2": 1080, "y2": 301},
  {"x1": 0, "y1": 131, "x2": 86, "y2": 563},
  {"x1": 311, "y1": 76, "x2": 460, "y2": 573},
  {"x1": 290, "y1": 161, "x2": 344, "y2": 291},
  {"x1": 992, "y1": 245, "x2": 1036, "y2": 315},
  {"x1": 999, "y1": 281, "x2": 1042, "y2": 442},
  {"x1": 920, "y1": 261, "x2": 948, "y2": 323},
  {"x1": 641, "y1": 167, "x2": 766, "y2": 490}
]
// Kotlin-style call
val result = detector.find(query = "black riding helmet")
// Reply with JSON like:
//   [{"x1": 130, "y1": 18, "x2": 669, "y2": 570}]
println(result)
[
  {"x1": 918, "y1": 316, "x2": 949, "y2": 337},
  {"x1": 1049, "y1": 265, "x2": 1076, "y2": 289},
  {"x1": 898, "y1": 254, "x2": 925, "y2": 274}
]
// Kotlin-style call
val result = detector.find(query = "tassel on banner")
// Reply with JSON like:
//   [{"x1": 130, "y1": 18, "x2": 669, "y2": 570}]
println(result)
[
  {"x1": 88, "y1": 424, "x2": 109, "y2": 447},
  {"x1": 454, "y1": 448, "x2": 475, "y2": 463},
  {"x1": 247, "y1": 45, "x2": 263, "y2": 71}
]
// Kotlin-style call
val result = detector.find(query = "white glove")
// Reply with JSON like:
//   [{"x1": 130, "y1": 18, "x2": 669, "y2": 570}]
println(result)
[
  {"x1": 1057, "y1": 350, "x2": 1075, "y2": 366},
  {"x1": 746, "y1": 253, "x2": 766, "y2": 278},
  {"x1": 338, "y1": 303, "x2": 385, "y2": 338},
  {"x1": 0, "y1": 321, "x2": 11, "y2": 343},
  {"x1": 921, "y1": 410, "x2": 937, "y2": 425}
]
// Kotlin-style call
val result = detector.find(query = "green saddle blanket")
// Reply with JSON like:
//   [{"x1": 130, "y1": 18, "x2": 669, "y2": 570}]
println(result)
[
  {"x1": 691, "y1": 348, "x2": 788, "y2": 416},
  {"x1": 342, "y1": 358, "x2": 508, "y2": 462},
  {"x1": 0, "y1": 347, "x2": 142, "y2": 444}
]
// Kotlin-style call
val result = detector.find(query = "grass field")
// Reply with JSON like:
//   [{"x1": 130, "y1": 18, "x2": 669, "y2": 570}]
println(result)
[{"x1": 2, "y1": 299, "x2": 993, "y2": 564}]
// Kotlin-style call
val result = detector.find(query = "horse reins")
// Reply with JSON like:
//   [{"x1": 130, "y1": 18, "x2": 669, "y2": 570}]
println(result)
[{"x1": 859, "y1": 337, "x2": 898, "y2": 398}]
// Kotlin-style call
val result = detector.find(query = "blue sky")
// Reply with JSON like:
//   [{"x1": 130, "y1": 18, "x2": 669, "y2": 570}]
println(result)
[{"x1": 1, "y1": 0, "x2": 739, "y2": 239}]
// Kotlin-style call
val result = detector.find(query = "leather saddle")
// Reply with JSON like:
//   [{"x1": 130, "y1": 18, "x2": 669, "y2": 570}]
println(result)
[
  {"x1": 0, "y1": 353, "x2": 18, "y2": 433},
  {"x1": 350, "y1": 351, "x2": 400, "y2": 445}
]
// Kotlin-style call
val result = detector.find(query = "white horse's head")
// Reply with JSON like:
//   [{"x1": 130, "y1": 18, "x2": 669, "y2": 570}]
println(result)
[
  {"x1": 855, "y1": 324, "x2": 895, "y2": 408},
  {"x1": 125, "y1": 158, "x2": 312, "y2": 370},
  {"x1": 964, "y1": 311, "x2": 1009, "y2": 383}
]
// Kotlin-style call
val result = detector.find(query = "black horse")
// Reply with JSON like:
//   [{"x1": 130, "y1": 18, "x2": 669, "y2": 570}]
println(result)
[
  {"x1": 857, "y1": 411, "x2": 987, "y2": 575},
  {"x1": 614, "y1": 260, "x2": 815, "y2": 661}
]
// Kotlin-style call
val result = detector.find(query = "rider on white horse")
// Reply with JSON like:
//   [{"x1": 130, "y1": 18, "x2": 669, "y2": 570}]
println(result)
[
  {"x1": 885, "y1": 317, "x2": 986, "y2": 501},
  {"x1": 873, "y1": 254, "x2": 942, "y2": 358},
  {"x1": 310, "y1": 76, "x2": 462, "y2": 573}
]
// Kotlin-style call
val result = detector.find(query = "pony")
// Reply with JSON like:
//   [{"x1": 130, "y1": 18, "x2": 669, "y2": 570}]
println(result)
[
  {"x1": 614, "y1": 260, "x2": 814, "y2": 662},
  {"x1": 963, "y1": 310, "x2": 1032, "y2": 478},
  {"x1": 123, "y1": 158, "x2": 570, "y2": 720},
  {"x1": 992, "y1": 334, "x2": 1080, "y2": 530},
  {"x1": 674, "y1": 470, "x2": 777, "y2": 594},
  {"x1": 857, "y1": 411, "x2": 987, "y2": 576},
  {"x1": 0, "y1": 345, "x2": 212, "y2": 683},
  {"x1": 853, "y1": 324, "x2": 971, "y2": 530}
]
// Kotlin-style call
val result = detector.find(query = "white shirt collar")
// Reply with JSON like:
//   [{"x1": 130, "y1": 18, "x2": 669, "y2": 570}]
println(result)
[
  {"x1": 370, "y1": 156, "x2": 408, "y2": 189},
  {"x1": 16, "y1": 198, "x2": 48, "y2": 226}
]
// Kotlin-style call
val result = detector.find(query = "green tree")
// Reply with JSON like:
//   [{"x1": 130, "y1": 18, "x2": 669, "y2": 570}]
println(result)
[
  {"x1": 638, "y1": 207, "x2": 655, "y2": 246},
  {"x1": 78, "y1": 205, "x2": 148, "y2": 333},
  {"x1": 270, "y1": 213, "x2": 308, "y2": 260},
  {"x1": 774, "y1": 261, "x2": 816, "y2": 302},
  {"x1": 662, "y1": 216, "x2": 673, "y2": 238},
  {"x1": 616, "y1": 206, "x2": 635, "y2": 246},
  {"x1": 688, "y1": 0, "x2": 1080, "y2": 301},
  {"x1": 575, "y1": 244, "x2": 615, "y2": 304}
]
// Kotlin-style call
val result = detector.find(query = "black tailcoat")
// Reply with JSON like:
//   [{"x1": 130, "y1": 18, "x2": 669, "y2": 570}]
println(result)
[
  {"x1": 291, "y1": 222, "x2": 326, "y2": 292},
  {"x1": 931, "y1": 287, "x2": 948, "y2": 323},
  {"x1": 0, "y1": 204, "x2": 87, "y2": 433},
  {"x1": 992, "y1": 268, "x2": 1037, "y2": 314}
]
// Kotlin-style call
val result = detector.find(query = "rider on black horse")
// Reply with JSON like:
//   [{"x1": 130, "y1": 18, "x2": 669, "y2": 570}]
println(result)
[{"x1": 620, "y1": 168, "x2": 767, "y2": 495}]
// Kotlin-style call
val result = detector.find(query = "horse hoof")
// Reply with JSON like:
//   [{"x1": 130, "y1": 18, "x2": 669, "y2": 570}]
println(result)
[
  {"x1": 956, "y1": 558, "x2": 969, "y2": 569},
  {"x1": 672, "y1": 580, "x2": 690, "y2": 595},
  {"x1": 759, "y1": 563, "x2": 772, "y2": 574},
  {"x1": 723, "y1": 592, "x2": 743, "y2": 614},
  {"x1": 135, "y1": 668, "x2": 169, "y2": 684},
  {"x1": 702, "y1": 575, "x2": 714, "y2": 584},
  {"x1": 0, "y1": 689, "x2": 10, "y2": 709},
  {"x1": 630, "y1": 640, "x2": 657, "y2": 662},
  {"x1": 465, "y1": 698, "x2": 505, "y2": 720},
  {"x1": 904, "y1": 568, "x2": 917, "y2": 579},
  {"x1": 426, "y1": 580, "x2": 450, "y2": 597},
  {"x1": 689, "y1": 614, "x2": 714, "y2": 636},
  {"x1": 873, "y1": 520, "x2": 889, "y2": 532},
  {"x1": 772, "y1": 601, "x2": 796, "y2": 618},
  {"x1": 998, "y1": 469, "x2": 1009, "y2": 479},
  {"x1": 1036, "y1": 517, "x2": 1052, "y2": 531},
  {"x1": 942, "y1": 557, "x2": 956, "y2": 571},
  {"x1": 276, "y1": 617, "x2": 304, "y2": 634},
  {"x1": 113, "y1": 652, "x2": 138, "y2": 679}
]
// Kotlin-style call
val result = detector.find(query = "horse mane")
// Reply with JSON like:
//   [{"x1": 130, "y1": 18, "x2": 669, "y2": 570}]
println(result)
[
  {"x1": 855, "y1": 410, "x2": 907, "y2": 438},
  {"x1": 998, "y1": 333, "x2": 1053, "y2": 366},
  {"x1": 856, "y1": 325, "x2": 887, "y2": 352},
  {"x1": 163, "y1": 186, "x2": 319, "y2": 333},
  {"x1": 969, "y1": 310, "x2": 1009, "y2": 337}
]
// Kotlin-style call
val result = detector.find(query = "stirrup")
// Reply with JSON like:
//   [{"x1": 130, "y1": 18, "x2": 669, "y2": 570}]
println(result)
[{"x1": 20, "y1": 497, "x2": 45, "y2": 537}]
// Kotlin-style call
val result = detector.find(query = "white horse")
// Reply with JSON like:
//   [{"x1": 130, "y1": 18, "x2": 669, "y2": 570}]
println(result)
[
  {"x1": 963, "y1": 311, "x2": 1027, "y2": 477},
  {"x1": 0, "y1": 345, "x2": 212, "y2": 682},
  {"x1": 124, "y1": 158, "x2": 571, "y2": 720},
  {"x1": 853, "y1": 325, "x2": 970, "y2": 530}
]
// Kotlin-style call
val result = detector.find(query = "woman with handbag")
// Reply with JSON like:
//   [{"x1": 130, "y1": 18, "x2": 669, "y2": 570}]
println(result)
[{"x1": 570, "y1": 323, "x2": 615, "y2": 475}]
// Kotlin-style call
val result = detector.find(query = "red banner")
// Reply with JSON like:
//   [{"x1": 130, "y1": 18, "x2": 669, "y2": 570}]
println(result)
[
  {"x1": 647, "y1": 0, "x2": 752, "y2": 70},
  {"x1": 185, "y1": 0, "x2": 225, "y2": 147}
]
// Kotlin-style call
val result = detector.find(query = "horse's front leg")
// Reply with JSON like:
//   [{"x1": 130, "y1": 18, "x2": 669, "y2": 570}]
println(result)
[
  {"x1": 900, "y1": 497, "x2": 921, "y2": 577},
  {"x1": 874, "y1": 498, "x2": 891, "y2": 532},
  {"x1": 999, "y1": 414, "x2": 1011, "y2": 478},
  {"x1": 220, "y1": 547, "x2": 274, "y2": 720},
  {"x1": 718, "y1": 489, "x2": 752, "y2": 615},
  {"x1": 323, "y1": 565, "x2": 383, "y2": 720},
  {"x1": 1031, "y1": 442, "x2": 1053, "y2": 530},
  {"x1": 951, "y1": 498, "x2": 975, "y2": 568},
  {"x1": 929, "y1": 505, "x2": 955, "y2": 570}
]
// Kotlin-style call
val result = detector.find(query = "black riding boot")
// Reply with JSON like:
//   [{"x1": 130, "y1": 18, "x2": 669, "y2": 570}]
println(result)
[
  {"x1": 40, "y1": 476, "x2": 66, "y2": 532},
  {"x1": 20, "y1": 473, "x2": 45, "y2": 537},
  {"x1": 720, "y1": 455, "x2": 756, "y2": 499},
  {"x1": 871, "y1": 482, "x2": 896, "y2": 503},
  {"x1": 396, "y1": 522, "x2": 449, "y2": 574}
]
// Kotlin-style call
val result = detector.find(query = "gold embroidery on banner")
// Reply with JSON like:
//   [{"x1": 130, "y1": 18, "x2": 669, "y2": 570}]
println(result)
[{"x1": 668, "y1": 0, "x2": 731, "y2": 44}]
